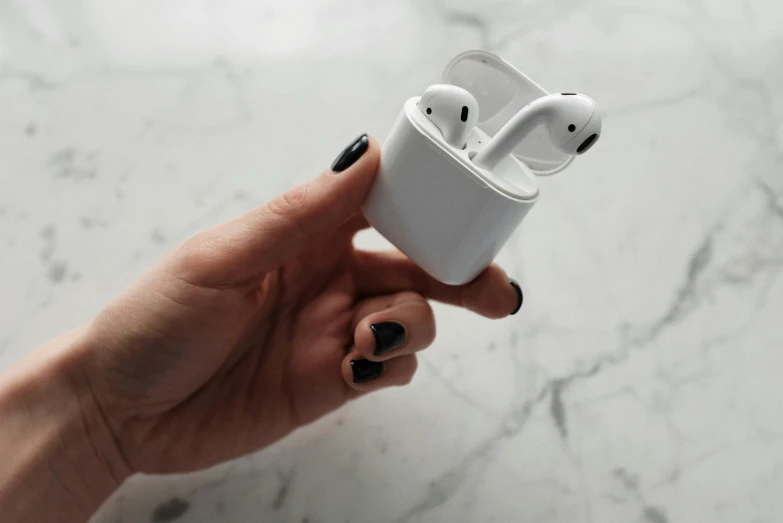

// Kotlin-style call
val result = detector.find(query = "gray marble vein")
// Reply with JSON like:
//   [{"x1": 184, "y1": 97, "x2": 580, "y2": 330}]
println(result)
[{"x1": 1, "y1": 0, "x2": 783, "y2": 522}]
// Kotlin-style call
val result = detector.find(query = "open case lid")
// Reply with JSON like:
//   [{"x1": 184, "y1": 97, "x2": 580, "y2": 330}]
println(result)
[{"x1": 442, "y1": 49, "x2": 571, "y2": 175}]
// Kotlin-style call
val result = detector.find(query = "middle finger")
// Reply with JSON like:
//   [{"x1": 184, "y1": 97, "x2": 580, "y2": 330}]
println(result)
[{"x1": 351, "y1": 291, "x2": 436, "y2": 362}]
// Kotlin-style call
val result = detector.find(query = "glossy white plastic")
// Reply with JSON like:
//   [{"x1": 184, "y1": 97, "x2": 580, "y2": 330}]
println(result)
[
  {"x1": 417, "y1": 84, "x2": 479, "y2": 149},
  {"x1": 441, "y1": 50, "x2": 576, "y2": 176},
  {"x1": 362, "y1": 97, "x2": 539, "y2": 285},
  {"x1": 472, "y1": 93, "x2": 601, "y2": 171},
  {"x1": 361, "y1": 49, "x2": 601, "y2": 285}
]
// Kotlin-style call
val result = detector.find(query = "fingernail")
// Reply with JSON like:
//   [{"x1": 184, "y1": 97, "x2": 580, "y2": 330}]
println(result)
[
  {"x1": 371, "y1": 321, "x2": 406, "y2": 355},
  {"x1": 509, "y1": 278, "x2": 523, "y2": 315},
  {"x1": 350, "y1": 359, "x2": 384, "y2": 383},
  {"x1": 331, "y1": 134, "x2": 369, "y2": 173}
]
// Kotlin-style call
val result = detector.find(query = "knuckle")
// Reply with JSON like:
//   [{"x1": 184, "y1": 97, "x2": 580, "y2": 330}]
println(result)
[
  {"x1": 171, "y1": 230, "x2": 217, "y2": 278},
  {"x1": 265, "y1": 185, "x2": 312, "y2": 242},
  {"x1": 179, "y1": 229, "x2": 210, "y2": 253},
  {"x1": 396, "y1": 290, "x2": 425, "y2": 304},
  {"x1": 395, "y1": 296, "x2": 436, "y2": 348},
  {"x1": 269, "y1": 185, "x2": 309, "y2": 219}
]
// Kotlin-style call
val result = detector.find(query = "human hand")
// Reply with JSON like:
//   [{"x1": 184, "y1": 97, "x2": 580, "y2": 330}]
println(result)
[{"x1": 4, "y1": 135, "x2": 523, "y2": 499}]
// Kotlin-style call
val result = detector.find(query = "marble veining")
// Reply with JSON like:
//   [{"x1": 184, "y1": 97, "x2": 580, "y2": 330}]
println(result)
[{"x1": 1, "y1": 0, "x2": 783, "y2": 522}]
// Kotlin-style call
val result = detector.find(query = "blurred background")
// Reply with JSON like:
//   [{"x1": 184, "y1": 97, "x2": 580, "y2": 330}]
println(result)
[{"x1": 1, "y1": 1, "x2": 782, "y2": 522}]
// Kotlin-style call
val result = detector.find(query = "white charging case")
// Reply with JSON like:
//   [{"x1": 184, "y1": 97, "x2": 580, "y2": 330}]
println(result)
[{"x1": 362, "y1": 49, "x2": 575, "y2": 285}]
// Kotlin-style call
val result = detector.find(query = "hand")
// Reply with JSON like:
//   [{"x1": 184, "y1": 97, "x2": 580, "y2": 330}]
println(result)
[{"x1": 29, "y1": 135, "x2": 524, "y2": 483}]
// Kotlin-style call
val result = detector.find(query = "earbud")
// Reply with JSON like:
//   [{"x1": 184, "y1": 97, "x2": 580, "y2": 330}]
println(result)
[
  {"x1": 472, "y1": 93, "x2": 602, "y2": 171},
  {"x1": 418, "y1": 84, "x2": 479, "y2": 149}
]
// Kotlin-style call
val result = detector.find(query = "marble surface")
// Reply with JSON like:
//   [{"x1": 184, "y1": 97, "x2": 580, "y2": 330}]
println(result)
[{"x1": 2, "y1": 0, "x2": 783, "y2": 522}]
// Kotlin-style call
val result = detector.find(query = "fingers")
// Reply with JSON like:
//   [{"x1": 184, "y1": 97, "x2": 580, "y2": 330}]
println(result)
[
  {"x1": 353, "y1": 250, "x2": 523, "y2": 319},
  {"x1": 342, "y1": 353, "x2": 419, "y2": 393},
  {"x1": 339, "y1": 291, "x2": 432, "y2": 393},
  {"x1": 171, "y1": 134, "x2": 380, "y2": 287},
  {"x1": 350, "y1": 292, "x2": 435, "y2": 361}
]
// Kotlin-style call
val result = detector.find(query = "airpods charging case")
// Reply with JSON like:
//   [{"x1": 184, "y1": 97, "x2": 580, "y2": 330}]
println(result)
[{"x1": 362, "y1": 49, "x2": 574, "y2": 285}]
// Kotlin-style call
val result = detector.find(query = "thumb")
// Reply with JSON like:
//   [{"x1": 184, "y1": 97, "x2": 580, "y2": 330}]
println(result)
[{"x1": 172, "y1": 134, "x2": 379, "y2": 286}]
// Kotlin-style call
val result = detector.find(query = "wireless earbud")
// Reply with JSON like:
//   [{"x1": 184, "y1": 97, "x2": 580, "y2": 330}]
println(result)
[
  {"x1": 472, "y1": 93, "x2": 602, "y2": 171},
  {"x1": 363, "y1": 49, "x2": 607, "y2": 286},
  {"x1": 418, "y1": 84, "x2": 479, "y2": 149}
]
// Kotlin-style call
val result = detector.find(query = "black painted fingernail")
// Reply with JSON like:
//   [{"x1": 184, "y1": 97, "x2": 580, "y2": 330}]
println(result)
[
  {"x1": 350, "y1": 359, "x2": 384, "y2": 383},
  {"x1": 331, "y1": 134, "x2": 369, "y2": 173},
  {"x1": 371, "y1": 321, "x2": 406, "y2": 355},
  {"x1": 509, "y1": 278, "x2": 523, "y2": 315}
]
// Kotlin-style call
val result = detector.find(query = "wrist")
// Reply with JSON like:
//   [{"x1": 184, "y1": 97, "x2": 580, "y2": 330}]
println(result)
[{"x1": 0, "y1": 327, "x2": 131, "y2": 522}]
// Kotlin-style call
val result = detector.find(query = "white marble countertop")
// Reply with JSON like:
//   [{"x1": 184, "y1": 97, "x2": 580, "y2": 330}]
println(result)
[{"x1": 2, "y1": 1, "x2": 782, "y2": 522}]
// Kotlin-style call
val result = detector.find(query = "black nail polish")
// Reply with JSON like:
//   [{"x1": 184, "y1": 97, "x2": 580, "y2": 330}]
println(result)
[
  {"x1": 371, "y1": 321, "x2": 406, "y2": 355},
  {"x1": 350, "y1": 359, "x2": 384, "y2": 383},
  {"x1": 509, "y1": 278, "x2": 523, "y2": 315},
  {"x1": 331, "y1": 134, "x2": 369, "y2": 173}
]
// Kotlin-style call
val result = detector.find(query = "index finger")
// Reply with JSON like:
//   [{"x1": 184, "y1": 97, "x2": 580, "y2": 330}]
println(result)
[{"x1": 352, "y1": 250, "x2": 523, "y2": 319}]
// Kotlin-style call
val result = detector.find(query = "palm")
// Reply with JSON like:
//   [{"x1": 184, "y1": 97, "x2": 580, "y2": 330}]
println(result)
[{"x1": 98, "y1": 225, "x2": 364, "y2": 474}]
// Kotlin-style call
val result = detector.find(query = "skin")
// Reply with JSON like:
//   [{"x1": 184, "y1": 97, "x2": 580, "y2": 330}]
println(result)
[{"x1": 0, "y1": 137, "x2": 520, "y2": 522}]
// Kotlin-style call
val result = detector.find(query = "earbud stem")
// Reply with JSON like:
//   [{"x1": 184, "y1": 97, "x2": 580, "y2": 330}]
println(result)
[{"x1": 472, "y1": 106, "x2": 545, "y2": 171}]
